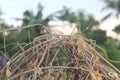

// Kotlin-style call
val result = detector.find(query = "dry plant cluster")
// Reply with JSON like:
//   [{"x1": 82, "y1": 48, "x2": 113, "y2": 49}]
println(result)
[{"x1": 0, "y1": 24, "x2": 120, "y2": 80}]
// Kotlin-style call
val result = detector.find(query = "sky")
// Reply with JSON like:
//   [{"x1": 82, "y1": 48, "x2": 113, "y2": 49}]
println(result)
[
  {"x1": 0, "y1": 0, "x2": 120, "y2": 39},
  {"x1": 0, "y1": 0, "x2": 108, "y2": 20}
]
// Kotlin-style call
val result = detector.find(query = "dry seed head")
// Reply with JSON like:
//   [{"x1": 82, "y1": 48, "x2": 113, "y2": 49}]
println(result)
[
  {"x1": 77, "y1": 39, "x2": 87, "y2": 53},
  {"x1": 42, "y1": 75, "x2": 54, "y2": 80},
  {"x1": 6, "y1": 61, "x2": 10, "y2": 66},
  {"x1": 37, "y1": 68, "x2": 43, "y2": 75},
  {"x1": 19, "y1": 75, "x2": 24, "y2": 80},
  {"x1": 6, "y1": 68, "x2": 11, "y2": 78},
  {"x1": 109, "y1": 71, "x2": 119, "y2": 79},
  {"x1": 91, "y1": 71, "x2": 102, "y2": 80}
]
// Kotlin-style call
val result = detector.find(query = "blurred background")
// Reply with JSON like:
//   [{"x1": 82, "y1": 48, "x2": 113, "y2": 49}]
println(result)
[{"x1": 0, "y1": 0, "x2": 120, "y2": 69}]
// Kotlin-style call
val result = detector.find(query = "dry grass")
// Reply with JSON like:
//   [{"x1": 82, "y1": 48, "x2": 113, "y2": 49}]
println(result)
[{"x1": 0, "y1": 24, "x2": 120, "y2": 80}]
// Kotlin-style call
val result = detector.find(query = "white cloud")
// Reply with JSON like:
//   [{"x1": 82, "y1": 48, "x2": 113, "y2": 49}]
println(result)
[{"x1": 5, "y1": 19, "x2": 22, "y2": 27}]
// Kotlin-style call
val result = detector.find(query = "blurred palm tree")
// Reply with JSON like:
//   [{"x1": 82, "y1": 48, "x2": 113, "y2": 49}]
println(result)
[
  {"x1": 55, "y1": 6, "x2": 77, "y2": 22},
  {"x1": 17, "y1": 3, "x2": 54, "y2": 42},
  {"x1": 113, "y1": 24, "x2": 120, "y2": 35},
  {"x1": 22, "y1": 3, "x2": 54, "y2": 26},
  {"x1": 55, "y1": 7, "x2": 99, "y2": 37},
  {"x1": 77, "y1": 11, "x2": 99, "y2": 35},
  {"x1": 100, "y1": 0, "x2": 120, "y2": 23},
  {"x1": 101, "y1": 0, "x2": 120, "y2": 35},
  {"x1": 101, "y1": 0, "x2": 120, "y2": 17},
  {"x1": 55, "y1": 6, "x2": 107, "y2": 44}
]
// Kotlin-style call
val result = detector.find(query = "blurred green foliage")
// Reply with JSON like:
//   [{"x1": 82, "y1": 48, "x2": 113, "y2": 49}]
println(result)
[
  {"x1": 90, "y1": 29, "x2": 107, "y2": 44},
  {"x1": 100, "y1": 38, "x2": 120, "y2": 69},
  {"x1": 113, "y1": 24, "x2": 120, "y2": 34}
]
